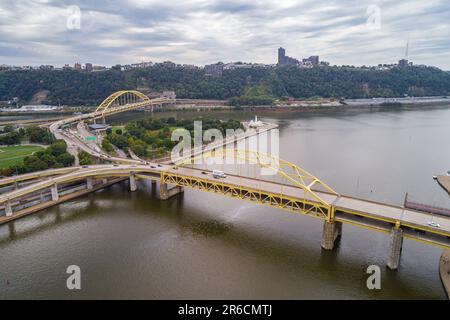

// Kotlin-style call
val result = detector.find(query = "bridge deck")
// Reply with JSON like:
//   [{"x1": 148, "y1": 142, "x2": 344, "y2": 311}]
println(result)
[
  {"x1": 1, "y1": 165, "x2": 449, "y2": 247},
  {"x1": 170, "y1": 166, "x2": 450, "y2": 238}
]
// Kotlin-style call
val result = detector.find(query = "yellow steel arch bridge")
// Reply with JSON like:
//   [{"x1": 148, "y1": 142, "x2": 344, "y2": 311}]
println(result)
[
  {"x1": 172, "y1": 149, "x2": 339, "y2": 220},
  {"x1": 94, "y1": 90, "x2": 172, "y2": 117}
]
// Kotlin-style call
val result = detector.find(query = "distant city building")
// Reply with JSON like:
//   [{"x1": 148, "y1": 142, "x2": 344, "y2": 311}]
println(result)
[
  {"x1": 278, "y1": 47, "x2": 285, "y2": 64},
  {"x1": 277, "y1": 47, "x2": 299, "y2": 66},
  {"x1": 300, "y1": 59, "x2": 314, "y2": 69},
  {"x1": 85, "y1": 63, "x2": 93, "y2": 72},
  {"x1": 161, "y1": 91, "x2": 176, "y2": 99},
  {"x1": 0, "y1": 105, "x2": 62, "y2": 112},
  {"x1": 204, "y1": 63, "x2": 224, "y2": 76},
  {"x1": 398, "y1": 59, "x2": 410, "y2": 68},
  {"x1": 39, "y1": 65, "x2": 54, "y2": 70},
  {"x1": 300, "y1": 56, "x2": 320, "y2": 68},
  {"x1": 223, "y1": 62, "x2": 269, "y2": 70},
  {"x1": 88, "y1": 123, "x2": 110, "y2": 132},
  {"x1": 92, "y1": 65, "x2": 107, "y2": 71},
  {"x1": 74, "y1": 63, "x2": 82, "y2": 70},
  {"x1": 182, "y1": 64, "x2": 200, "y2": 70},
  {"x1": 307, "y1": 56, "x2": 319, "y2": 66},
  {"x1": 277, "y1": 48, "x2": 320, "y2": 68},
  {"x1": 121, "y1": 62, "x2": 153, "y2": 71}
]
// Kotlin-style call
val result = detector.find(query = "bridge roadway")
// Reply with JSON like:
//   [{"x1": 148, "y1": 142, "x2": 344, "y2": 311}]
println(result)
[{"x1": 1, "y1": 163, "x2": 449, "y2": 271}]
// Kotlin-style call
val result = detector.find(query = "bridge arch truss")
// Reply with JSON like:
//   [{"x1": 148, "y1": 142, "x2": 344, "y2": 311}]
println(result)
[
  {"x1": 168, "y1": 149, "x2": 340, "y2": 219},
  {"x1": 95, "y1": 90, "x2": 151, "y2": 116}
]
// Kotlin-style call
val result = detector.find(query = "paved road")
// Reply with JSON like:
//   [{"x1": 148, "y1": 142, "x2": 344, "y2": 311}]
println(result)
[{"x1": 1, "y1": 164, "x2": 449, "y2": 244}]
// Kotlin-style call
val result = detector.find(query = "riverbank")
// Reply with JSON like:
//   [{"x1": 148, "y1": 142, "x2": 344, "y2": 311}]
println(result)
[
  {"x1": 440, "y1": 250, "x2": 450, "y2": 299},
  {"x1": 151, "y1": 97, "x2": 450, "y2": 114},
  {"x1": 2, "y1": 96, "x2": 450, "y2": 117}
]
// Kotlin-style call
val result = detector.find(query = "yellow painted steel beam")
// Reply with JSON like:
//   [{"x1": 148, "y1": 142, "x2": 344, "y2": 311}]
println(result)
[
  {"x1": 160, "y1": 171, "x2": 330, "y2": 219},
  {"x1": 95, "y1": 90, "x2": 150, "y2": 115},
  {"x1": 174, "y1": 148, "x2": 338, "y2": 211}
]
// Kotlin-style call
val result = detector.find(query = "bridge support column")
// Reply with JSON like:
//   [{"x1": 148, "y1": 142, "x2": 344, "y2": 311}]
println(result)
[
  {"x1": 5, "y1": 201, "x2": 13, "y2": 217},
  {"x1": 159, "y1": 183, "x2": 184, "y2": 200},
  {"x1": 130, "y1": 174, "x2": 137, "y2": 192},
  {"x1": 387, "y1": 227, "x2": 403, "y2": 270},
  {"x1": 321, "y1": 220, "x2": 342, "y2": 250},
  {"x1": 51, "y1": 184, "x2": 59, "y2": 201},
  {"x1": 86, "y1": 177, "x2": 93, "y2": 190}
]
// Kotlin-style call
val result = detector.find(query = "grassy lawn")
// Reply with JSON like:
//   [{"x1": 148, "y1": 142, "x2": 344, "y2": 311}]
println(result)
[{"x1": 0, "y1": 145, "x2": 44, "y2": 169}]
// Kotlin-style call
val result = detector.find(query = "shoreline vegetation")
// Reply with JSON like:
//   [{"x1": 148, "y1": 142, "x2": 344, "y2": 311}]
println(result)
[
  {"x1": 0, "y1": 95, "x2": 449, "y2": 117},
  {"x1": 1, "y1": 64, "x2": 450, "y2": 110},
  {"x1": 102, "y1": 117, "x2": 243, "y2": 160}
]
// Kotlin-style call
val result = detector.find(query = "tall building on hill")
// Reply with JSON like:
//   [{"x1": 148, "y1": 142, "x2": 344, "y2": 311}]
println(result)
[
  {"x1": 277, "y1": 47, "x2": 299, "y2": 66},
  {"x1": 398, "y1": 59, "x2": 409, "y2": 68},
  {"x1": 307, "y1": 56, "x2": 319, "y2": 66},
  {"x1": 204, "y1": 63, "x2": 224, "y2": 76},
  {"x1": 278, "y1": 47, "x2": 286, "y2": 64}
]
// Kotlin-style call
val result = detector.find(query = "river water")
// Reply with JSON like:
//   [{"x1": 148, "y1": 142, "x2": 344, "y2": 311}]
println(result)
[{"x1": 1, "y1": 106, "x2": 450, "y2": 299}]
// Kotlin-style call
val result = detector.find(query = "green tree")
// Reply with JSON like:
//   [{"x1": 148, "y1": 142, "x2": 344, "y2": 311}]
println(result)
[
  {"x1": 101, "y1": 138, "x2": 113, "y2": 153},
  {"x1": 78, "y1": 150, "x2": 93, "y2": 165},
  {"x1": 57, "y1": 153, "x2": 75, "y2": 167}
]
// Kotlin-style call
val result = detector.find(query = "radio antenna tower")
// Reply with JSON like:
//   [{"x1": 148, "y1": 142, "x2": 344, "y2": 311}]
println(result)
[{"x1": 405, "y1": 36, "x2": 410, "y2": 59}]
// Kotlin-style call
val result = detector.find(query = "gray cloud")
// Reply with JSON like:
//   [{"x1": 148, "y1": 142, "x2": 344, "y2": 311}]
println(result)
[{"x1": 0, "y1": 0, "x2": 449, "y2": 69}]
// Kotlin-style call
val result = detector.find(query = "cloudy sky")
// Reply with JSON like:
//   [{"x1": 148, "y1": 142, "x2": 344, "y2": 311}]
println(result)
[{"x1": 0, "y1": 0, "x2": 449, "y2": 69}]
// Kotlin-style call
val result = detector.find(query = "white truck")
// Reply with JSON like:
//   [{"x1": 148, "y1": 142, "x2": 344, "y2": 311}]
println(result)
[{"x1": 212, "y1": 170, "x2": 227, "y2": 179}]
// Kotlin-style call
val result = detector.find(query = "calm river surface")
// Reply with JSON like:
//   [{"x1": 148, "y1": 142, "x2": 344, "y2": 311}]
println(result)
[{"x1": 1, "y1": 106, "x2": 450, "y2": 299}]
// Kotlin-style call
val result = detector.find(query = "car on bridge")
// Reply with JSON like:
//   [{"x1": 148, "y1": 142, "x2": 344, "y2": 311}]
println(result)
[{"x1": 213, "y1": 170, "x2": 227, "y2": 179}]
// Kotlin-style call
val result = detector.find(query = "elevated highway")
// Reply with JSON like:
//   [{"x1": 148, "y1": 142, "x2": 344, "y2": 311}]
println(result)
[{"x1": 1, "y1": 159, "x2": 449, "y2": 270}]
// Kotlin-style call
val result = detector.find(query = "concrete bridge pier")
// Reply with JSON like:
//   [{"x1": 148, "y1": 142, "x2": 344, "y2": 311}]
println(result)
[
  {"x1": 5, "y1": 201, "x2": 13, "y2": 217},
  {"x1": 387, "y1": 227, "x2": 403, "y2": 270},
  {"x1": 321, "y1": 220, "x2": 342, "y2": 250},
  {"x1": 159, "y1": 183, "x2": 184, "y2": 200},
  {"x1": 50, "y1": 184, "x2": 59, "y2": 201},
  {"x1": 129, "y1": 174, "x2": 137, "y2": 192},
  {"x1": 86, "y1": 177, "x2": 94, "y2": 190}
]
